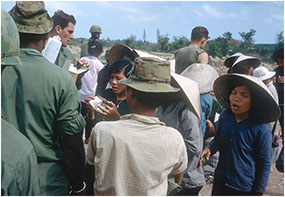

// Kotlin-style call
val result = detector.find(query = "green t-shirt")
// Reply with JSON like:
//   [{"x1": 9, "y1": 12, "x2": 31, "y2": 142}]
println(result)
[
  {"x1": 175, "y1": 46, "x2": 205, "y2": 74},
  {"x1": 1, "y1": 48, "x2": 85, "y2": 195}
]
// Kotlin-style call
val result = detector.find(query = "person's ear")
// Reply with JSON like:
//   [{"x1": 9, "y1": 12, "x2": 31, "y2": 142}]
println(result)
[
  {"x1": 54, "y1": 25, "x2": 62, "y2": 35},
  {"x1": 200, "y1": 38, "x2": 207, "y2": 47}
]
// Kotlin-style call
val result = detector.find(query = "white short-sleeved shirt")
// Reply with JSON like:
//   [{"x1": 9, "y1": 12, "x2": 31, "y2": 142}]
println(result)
[
  {"x1": 77, "y1": 56, "x2": 104, "y2": 102},
  {"x1": 87, "y1": 114, "x2": 187, "y2": 196}
]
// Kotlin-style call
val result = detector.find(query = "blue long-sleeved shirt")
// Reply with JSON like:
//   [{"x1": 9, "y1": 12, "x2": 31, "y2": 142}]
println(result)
[{"x1": 209, "y1": 110, "x2": 272, "y2": 194}]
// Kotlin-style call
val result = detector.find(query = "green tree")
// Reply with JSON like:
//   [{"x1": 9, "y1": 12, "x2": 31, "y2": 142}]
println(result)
[
  {"x1": 143, "y1": 29, "x2": 147, "y2": 43},
  {"x1": 156, "y1": 28, "x2": 161, "y2": 42},
  {"x1": 157, "y1": 34, "x2": 170, "y2": 52},
  {"x1": 123, "y1": 34, "x2": 137, "y2": 49},
  {"x1": 223, "y1": 32, "x2": 232, "y2": 40},
  {"x1": 276, "y1": 31, "x2": 284, "y2": 48},
  {"x1": 239, "y1": 29, "x2": 256, "y2": 51},
  {"x1": 169, "y1": 36, "x2": 190, "y2": 52}
]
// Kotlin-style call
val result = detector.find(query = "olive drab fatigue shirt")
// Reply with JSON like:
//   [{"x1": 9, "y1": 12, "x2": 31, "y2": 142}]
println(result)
[
  {"x1": 175, "y1": 46, "x2": 205, "y2": 74},
  {"x1": 1, "y1": 48, "x2": 85, "y2": 195},
  {"x1": 1, "y1": 118, "x2": 40, "y2": 196},
  {"x1": 55, "y1": 46, "x2": 77, "y2": 69}
]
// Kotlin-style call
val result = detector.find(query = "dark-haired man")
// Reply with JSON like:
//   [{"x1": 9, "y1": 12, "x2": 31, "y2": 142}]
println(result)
[
  {"x1": 49, "y1": 10, "x2": 88, "y2": 70},
  {"x1": 2, "y1": 2, "x2": 86, "y2": 195},
  {"x1": 175, "y1": 26, "x2": 209, "y2": 74},
  {"x1": 87, "y1": 57, "x2": 187, "y2": 195}
]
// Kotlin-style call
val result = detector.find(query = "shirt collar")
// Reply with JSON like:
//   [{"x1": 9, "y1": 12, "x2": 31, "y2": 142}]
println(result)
[
  {"x1": 121, "y1": 114, "x2": 165, "y2": 126},
  {"x1": 20, "y1": 48, "x2": 43, "y2": 56}
]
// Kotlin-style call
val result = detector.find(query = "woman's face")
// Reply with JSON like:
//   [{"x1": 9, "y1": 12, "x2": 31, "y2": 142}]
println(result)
[
  {"x1": 229, "y1": 86, "x2": 251, "y2": 119},
  {"x1": 109, "y1": 71, "x2": 127, "y2": 95}
]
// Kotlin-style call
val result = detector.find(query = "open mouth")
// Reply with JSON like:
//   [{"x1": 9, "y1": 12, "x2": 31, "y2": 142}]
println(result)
[{"x1": 231, "y1": 104, "x2": 240, "y2": 111}]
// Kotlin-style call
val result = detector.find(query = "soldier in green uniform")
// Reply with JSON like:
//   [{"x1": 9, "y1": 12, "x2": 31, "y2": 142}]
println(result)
[
  {"x1": 175, "y1": 26, "x2": 209, "y2": 74},
  {"x1": 48, "y1": 10, "x2": 88, "y2": 69},
  {"x1": 2, "y1": 2, "x2": 86, "y2": 195},
  {"x1": 80, "y1": 24, "x2": 102, "y2": 58},
  {"x1": 1, "y1": 8, "x2": 40, "y2": 196}
]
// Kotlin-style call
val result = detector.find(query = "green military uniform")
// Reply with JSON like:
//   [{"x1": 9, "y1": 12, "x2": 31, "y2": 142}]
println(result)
[
  {"x1": 175, "y1": 46, "x2": 205, "y2": 74},
  {"x1": 1, "y1": 48, "x2": 86, "y2": 195},
  {"x1": 1, "y1": 8, "x2": 40, "y2": 196},
  {"x1": 80, "y1": 25, "x2": 102, "y2": 58},
  {"x1": 80, "y1": 41, "x2": 89, "y2": 58},
  {"x1": 1, "y1": 118, "x2": 40, "y2": 196},
  {"x1": 55, "y1": 46, "x2": 77, "y2": 69}
]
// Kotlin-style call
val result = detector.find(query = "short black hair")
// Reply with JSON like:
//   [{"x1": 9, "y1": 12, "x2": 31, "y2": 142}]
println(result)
[
  {"x1": 88, "y1": 40, "x2": 103, "y2": 57},
  {"x1": 191, "y1": 26, "x2": 209, "y2": 41},
  {"x1": 19, "y1": 32, "x2": 48, "y2": 48},
  {"x1": 272, "y1": 47, "x2": 284, "y2": 61},
  {"x1": 130, "y1": 88, "x2": 170, "y2": 109},
  {"x1": 227, "y1": 80, "x2": 258, "y2": 121},
  {"x1": 51, "y1": 10, "x2": 76, "y2": 30},
  {"x1": 109, "y1": 58, "x2": 133, "y2": 78}
]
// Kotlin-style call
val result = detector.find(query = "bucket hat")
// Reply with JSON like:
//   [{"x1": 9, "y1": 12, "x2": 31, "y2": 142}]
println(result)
[
  {"x1": 252, "y1": 66, "x2": 276, "y2": 81},
  {"x1": 181, "y1": 63, "x2": 219, "y2": 94},
  {"x1": 119, "y1": 57, "x2": 180, "y2": 93},
  {"x1": 213, "y1": 73, "x2": 280, "y2": 123},
  {"x1": 108, "y1": 43, "x2": 135, "y2": 65},
  {"x1": 1, "y1": 9, "x2": 22, "y2": 66},
  {"x1": 9, "y1": 1, "x2": 53, "y2": 34},
  {"x1": 171, "y1": 72, "x2": 201, "y2": 119},
  {"x1": 231, "y1": 54, "x2": 261, "y2": 70},
  {"x1": 224, "y1": 52, "x2": 243, "y2": 67}
]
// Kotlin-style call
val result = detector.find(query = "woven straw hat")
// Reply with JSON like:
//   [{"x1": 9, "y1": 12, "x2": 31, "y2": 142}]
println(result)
[
  {"x1": 224, "y1": 52, "x2": 243, "y2": 67},
  {"x1": 231, "y1": 54, "x2": 261, "y2": 70},
  {"x1": 171, "y1": 72, "x2": 201, "y2": 119},
  {"x1": 213, "y1": 73, "x2": 280, "y2": 122},
  {"x1": 181, "y1": 63, "x2": 219, "y2": 94},
  {"x1": 119, "y1": 57, "x2": 179, "y2": 93},
  {"x1": 107, "y1": 43, "x2": 135, "y2": 65},
  {"x1": 252, "y1": 66, "x2": 276, "y2": 81}
]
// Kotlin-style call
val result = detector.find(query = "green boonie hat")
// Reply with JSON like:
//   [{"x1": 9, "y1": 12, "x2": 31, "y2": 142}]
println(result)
[
  {"x1": 89, "y1": 25, "x2": 102, "y2": 33},
  {"x1": 9, "y1": 1, "x2": 53, "y2": 34},
  {"x1": 119, "y1": 57, "x2": 180, "y2": 93},
  {"x1": 1, "y1": 9, "x2": 22, "y2": 66}
]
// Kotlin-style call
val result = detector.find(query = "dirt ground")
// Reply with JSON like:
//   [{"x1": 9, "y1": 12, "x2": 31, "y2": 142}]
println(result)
[{"x1": 199, "y1": 157, "x2": 284, "y2": 196}]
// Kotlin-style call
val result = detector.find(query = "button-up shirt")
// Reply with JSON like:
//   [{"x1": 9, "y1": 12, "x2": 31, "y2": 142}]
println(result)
[
  {"x1": 87, "y1": 114, "x2": 187, "y2": 196},
  {"x1": 209, "y1": 110, "x2": 271, "y2": 194}
]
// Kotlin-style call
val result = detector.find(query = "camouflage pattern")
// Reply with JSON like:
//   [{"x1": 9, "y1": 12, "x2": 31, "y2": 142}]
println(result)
[
  {"x1": 119, "y1": 57, "x2": 180, "y2": 93},
  {"x1": 1, "y1": 9, "x2": 22, "y2": 66},
  {"x1": 89, "y1": 25, "x2": 102, "y2": 33},
  {"x1": 9, "y1": 1, "x2": 53, "y2": 34}
]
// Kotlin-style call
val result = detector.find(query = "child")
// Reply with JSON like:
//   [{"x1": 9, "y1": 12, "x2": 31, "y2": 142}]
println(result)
[{"x1": 200, "y1": 73, "x2": 280, "y2": 195}]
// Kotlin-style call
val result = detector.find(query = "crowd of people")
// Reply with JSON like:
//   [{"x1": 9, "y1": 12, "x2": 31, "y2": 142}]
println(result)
[{"x1": 1, "y1": 1, "x2": 284, "y2": 196}]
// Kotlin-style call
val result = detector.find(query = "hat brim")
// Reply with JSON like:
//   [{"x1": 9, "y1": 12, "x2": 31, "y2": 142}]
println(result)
[
  {"x1": 2, "y1": 55, "x2": 22, "y2": 66},
  {"x1": 108, "y1": 43, "x2": 134, "y2": 65},
  {"x1": 171, "y1": 72, "x2": 201, "y2": 119},
  {"x1": 232, "y1": 55, "x2": 261, "y2": 69},
  {"x1": 214, "y1": 73, "x2": 280, "y2": 123},
  {"x1": 258, "y1": 71, "x2": 276, "y2": 81},
  {"x1": 224, "y1": 53, "x2": 243, "y2": 67},
  {"x1": 119, "y1": 78, "x2": 180, "y2": 93}
]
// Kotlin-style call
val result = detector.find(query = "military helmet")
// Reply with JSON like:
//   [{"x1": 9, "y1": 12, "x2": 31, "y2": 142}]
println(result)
[
  {"x1": 1, "y1": 9, "x2": 22, "y2": 66},
  {"x1": 89, "y1": 25, "x2": 102, "y2": 33},
  {"x1": 9, "y1": 1, "x2": 53, "y2": 34}
]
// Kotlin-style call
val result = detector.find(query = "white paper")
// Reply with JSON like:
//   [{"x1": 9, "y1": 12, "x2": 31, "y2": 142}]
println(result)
[
  {"x1": 89, "y1": 96, "x2": 103, "y2": 109},
  {"x1": 42, "y1": 35, "x2": 62, "y2": 64}
]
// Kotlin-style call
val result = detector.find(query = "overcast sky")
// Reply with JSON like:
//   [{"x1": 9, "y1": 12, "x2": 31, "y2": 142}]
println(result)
[{"x1": 1, "y1": 1, "x2": 284, "y2": 44}]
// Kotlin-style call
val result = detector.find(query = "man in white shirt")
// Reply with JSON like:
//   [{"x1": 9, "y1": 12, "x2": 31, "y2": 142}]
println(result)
[{"x1": 87, "y1": 57, "x2": 188, "y2": 195}]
